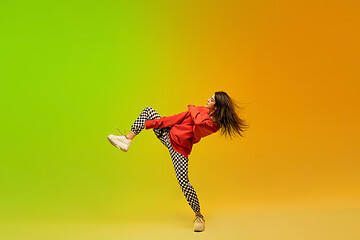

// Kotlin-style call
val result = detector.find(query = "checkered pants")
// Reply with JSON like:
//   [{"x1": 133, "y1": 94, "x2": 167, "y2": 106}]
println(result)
[{"x1": 131, "y1": 107, "x2": 201, "y2": 213}]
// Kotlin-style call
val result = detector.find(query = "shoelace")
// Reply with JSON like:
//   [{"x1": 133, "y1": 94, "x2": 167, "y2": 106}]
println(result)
[{"x1": 116, "y1": 127, "x2": 127, "y2": 136}]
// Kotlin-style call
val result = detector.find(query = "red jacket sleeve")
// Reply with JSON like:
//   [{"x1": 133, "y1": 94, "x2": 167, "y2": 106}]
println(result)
[
  {"x1": 145, "y1": 111, "x2": 189, "y2": 129},
  {"x1": 188, "y1": 105, "x2": 211, "y2": 125},
  {"x1": 188, "y1": 105, "x2": 220, "y2": 142}
]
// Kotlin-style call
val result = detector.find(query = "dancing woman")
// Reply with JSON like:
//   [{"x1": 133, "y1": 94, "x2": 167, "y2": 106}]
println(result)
[{"x1": 107, "y1": 91, "x2": 248, "y2": 232}]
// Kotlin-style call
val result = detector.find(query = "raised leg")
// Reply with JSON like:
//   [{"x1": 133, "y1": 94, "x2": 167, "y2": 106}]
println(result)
[{"x1": 128, "y1": 107, "x2": 169, "y2": 146}]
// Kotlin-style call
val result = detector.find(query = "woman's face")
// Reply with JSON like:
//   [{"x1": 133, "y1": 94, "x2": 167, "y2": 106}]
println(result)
[{"x1": 206, "y1": 94, "x2": 216, "y2": 111}]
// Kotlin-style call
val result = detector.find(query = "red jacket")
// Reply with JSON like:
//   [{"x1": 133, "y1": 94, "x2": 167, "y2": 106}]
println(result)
[{"x1": 145, "y1": 105, "x2": 220, "y2": 158}]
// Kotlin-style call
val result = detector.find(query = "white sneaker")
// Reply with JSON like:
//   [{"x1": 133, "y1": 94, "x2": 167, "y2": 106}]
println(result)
[
  {"x1": 107, "y1": 134, "x2": 132, "y2": 152},
  {"x1": 194, "y1": 215, "x2": 205, "y2": 232}
]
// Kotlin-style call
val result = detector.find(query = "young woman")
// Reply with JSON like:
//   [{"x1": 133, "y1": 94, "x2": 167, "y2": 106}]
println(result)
[{"x1": 107, "y1": 91, "x2": 248, "y2": 232}]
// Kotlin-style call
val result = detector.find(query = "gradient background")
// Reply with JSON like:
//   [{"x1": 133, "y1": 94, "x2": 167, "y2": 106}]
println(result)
[{"x1": 1, "y1": 0, "x2": 359, "y2": 239}]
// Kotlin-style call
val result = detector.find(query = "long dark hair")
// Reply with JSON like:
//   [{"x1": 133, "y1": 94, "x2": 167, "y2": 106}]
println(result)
[{"x1": 211, "y1": 91, "x2": 249, "y2": 138}]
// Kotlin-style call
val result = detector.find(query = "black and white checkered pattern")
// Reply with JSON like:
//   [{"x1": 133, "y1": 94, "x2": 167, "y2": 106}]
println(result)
[{"x1": 131, "y1": 107, "x2": 201, "y2": 213}]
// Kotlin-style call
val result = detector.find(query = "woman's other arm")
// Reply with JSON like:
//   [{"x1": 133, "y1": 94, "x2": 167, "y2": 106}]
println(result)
[
  {"x1": 145, "y1": 111, "x2": 189, "y2": 129},
  {"x1": 188, "y1": 105, "x2": 219, "y2": 137}
]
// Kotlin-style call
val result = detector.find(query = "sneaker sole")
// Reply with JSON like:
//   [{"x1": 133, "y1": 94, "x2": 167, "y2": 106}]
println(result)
[
  {"x1": 107, "y1": 136, "x2": 128, "y2": 152},
  {"x1": 194, "y1": 227, "x2": 205, "y2": 232}
]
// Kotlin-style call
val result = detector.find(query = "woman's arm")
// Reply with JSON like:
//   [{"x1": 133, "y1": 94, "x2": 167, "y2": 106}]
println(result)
[
  {"x1": 188, "y1": 105, "x2": 219, "y2": 140},
  {"x1": 145, "y1": 111, "x2": 189, "y2": 129},
  {"x1": 187, "y1": 105, "x2": 212, "y2": 125}
]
